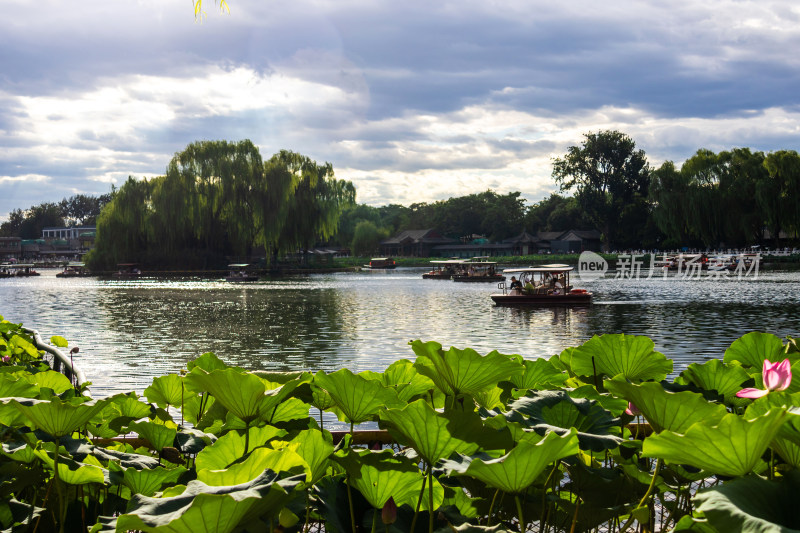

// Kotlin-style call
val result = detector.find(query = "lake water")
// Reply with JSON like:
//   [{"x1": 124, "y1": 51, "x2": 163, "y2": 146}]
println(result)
[{"x1": 1, "y1": 268, "x2": 799, "y2": 398}]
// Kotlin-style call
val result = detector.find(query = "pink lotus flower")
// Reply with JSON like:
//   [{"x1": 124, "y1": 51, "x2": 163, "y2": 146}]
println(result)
[
  {"x1": 736, "y1": 359, "x2": 792, "y2": 398},
  {"x1": 625, "y1": 402, "x2": 641, "y2": 416}
]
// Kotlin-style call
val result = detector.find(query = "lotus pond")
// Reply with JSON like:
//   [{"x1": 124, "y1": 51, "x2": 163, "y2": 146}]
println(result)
[{"x1": 2, "y1": 315, "x2": 800, "y2": 532}]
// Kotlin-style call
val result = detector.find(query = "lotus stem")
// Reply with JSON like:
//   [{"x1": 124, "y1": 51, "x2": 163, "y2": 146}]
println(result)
[
  {"x1": 619, "y1": 458, "x2": 662, "y2": 533},
  {"x1": 410, "y1": 466, "x2": 428, "y2": 533},
  {"x1": 568, "y1": 497, "x2": 580, "y2": 533},
  {"x1": 428, "y1": 467, "x2": 434, "y2": 533},
  {"x1": 371, "y1": 507, "x2": 378, "y2": 533},
  {"x1": 53, "y1": 437, "x2": 65, "y2": 533},
  {"x1": 244, "y1": 420, "x2": 250, "y2": 455},
  {"x1": 486, "y1": 488, "x2": 500, "y2": 526},
  {"x1": 347, "y1": 475, "x2": 357, "y2": 533},
  {"x1": 539, "y1": 462, "x2": 559, "y2": 531},
  {"x1": 515, "y1": 494, "x2": 525, "y2": 533}
]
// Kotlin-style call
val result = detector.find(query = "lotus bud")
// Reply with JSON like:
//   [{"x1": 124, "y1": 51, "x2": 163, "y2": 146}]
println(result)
[{"x1": 382, "y1": 497, "x2": 397, "y2": 525}]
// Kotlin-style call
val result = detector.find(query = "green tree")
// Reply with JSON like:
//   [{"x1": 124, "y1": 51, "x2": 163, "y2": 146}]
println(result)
[
  {"x1": 552, "y1": 130, "x2": 650, "y2": 251},
  {"x1": 17, "y1": 203, "x2": 65, "y2": 239},
  {"x1": 650, "y1": 161, "x2": 693, "y2": 248},
  {"x1": 351, "y1": 220, "x2": 383, "y2": 256},
  {"x1": 762, "y1": 150, "x2": 800, "y2": 246}
]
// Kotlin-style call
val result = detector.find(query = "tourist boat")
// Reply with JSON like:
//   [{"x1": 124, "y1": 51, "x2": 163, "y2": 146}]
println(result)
[
  {"x1": 491, "y1": 265, "x2": 592, "y2": 306},
  {"x1": 6, "y1": 263, "x2": 40, "y2": 277},
  {"x1": 112, "y1": 263, "x2": 142, "y2": 279},
  {"x1": 56, "y1": 262, "x2": 91, "y2": 277},
  {"x1": 452, "y1": 257, "x2": 504, "y2": 283},
  {"x1": 422, "y1": 259, "x2": 464, "y2": 279},
  {"x1": 363, "y1": 257, "x2": 397, "y2": 269},
  {"x1": 0, "y1": 263, "x2": 13, "y2": 279},
  {"x1": 225, "y1": 264, "x2": 259, "y2": 282}
]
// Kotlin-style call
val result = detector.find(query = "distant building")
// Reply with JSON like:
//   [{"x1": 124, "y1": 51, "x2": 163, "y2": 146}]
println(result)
[
  {"x1": 550, "y1": 230, "x2": 602, "y2": 253},
  {"x1": 42, "y1": 226, "x2": 96, "y2": 240},
  {"x1": 0, "y1": 237, "x2": 21, "y2": 260},
  {"x1": 380, "y1": 229, "x2": 457, "y2": 257}
]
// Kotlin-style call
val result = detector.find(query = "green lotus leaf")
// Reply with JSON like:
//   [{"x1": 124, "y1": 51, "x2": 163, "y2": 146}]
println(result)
[
  {"x1": 144, "y1": 374, "x2": 184, "y2": 409},
  {"x1": 568, "y1": 334, "x2": 673, "y2": 382},
  {"x1": 27, "y1": 370, "x2": 73, "y2": 394},
  {"x1": 109, "y1": 463, "x2": 187, "y2": 497},
  {"x1": 195, "y1": 425, "x2": 285, "y2": 471},
  {"x1": 309, "y1": 384, "x2": 336, "y2": 411},
  {"x1": 410, "y1": 340, "x2": 523, "y2": 398},
  {"x1": 104, "y1": 470, "x2": 304, "y2": 533},
  {"x1": 108, "y1": 392, "x2": 153, "y2": 420},
  {"x1": 694, "y1": 471, "x2": 800, "y2": 533},
  {"x1": 677, "y1": 359, "x2": 751, "y2": 405},
  {"x1": 374, "y1": 359, "x2": 436, "y2": 402},
  {"x1": 379, "y1": 399, "x2": 489, "y2": 465},
  {"x1": 290, "y1": 429, "x2": 334, "y2": 483},
  {"x1": 49, "y1": 335, "x2": 69, "y2": 348},
  {"x1": 34, "y1": 446, "x2": 106, "y2": 485},
  {"x1": 604, "y1": 379, "x2": 727, "y2": 433},
  {"x1": 9, "y1": 397, "x2": 107, "y2": 437},
  {"x1": 186, "y1": 352, "x2": 228, "y2": 373},
  {"x1": 474, "y1": 386, "x2": 505, "y2": 410},
  {"x1": 265, "y1": 397, "x2": 309, "y2": 424},
  {"x1": 744, "y1": 393, "x2": 800, "y2": 466},
  {"x1": 0, "y1": 374, "x2": 37, "y2": 399},
  {"x1": 0, "y1": 498, "x2": 44, "y2": 531},
  {"x1": 568, "y1": 384, "x2": 629, "y2": 415},
  {"x1": 313, "y1": 369, "x2": 402, "y2": 424},
  {"x1": 643, "y1": 409, "x2": 787, "y2": 476},
  {"x1": 501, "y1": 391, "x2": 622, "y2": 451},
  {"x1": 9, "y1": 335, "x2": 39, "y2": 360},
  {"x1": 723, "y1": 331, "x2": 791, "y2": 368},
  {"x1": 2, "y1": 440, "x2": 37, "y2": 463},
  {"x1": 183, "y1": 369, "x2": 268, "y2": 424},
  {"x1": 459, "y1": 429, "x2": 579, "y2": 493},
  {"x1": 335, "y1": 448, "x2": 443, "y2": 510},
  {"x1": 197, "y1": 447, "x2": 307, "y2": 486},
  {"x1": 128, "y1": 421, "x2": 178, "y2": 453},
  {"x1": 510, "y1": 358, "x2": 568, "y2": 389}
]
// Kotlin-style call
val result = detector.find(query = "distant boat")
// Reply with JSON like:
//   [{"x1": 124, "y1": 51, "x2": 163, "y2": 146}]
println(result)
[
  {"x1": 422, "y1": 259, "x2": 463, "y2": 279},
  {"x1": 56, "y1": 262, "x2": 91, "y2": 278},
  {"x1": 112, "y1": 263, "x2": 141, "y2": 279},
  {"x1": 491, "y1": 265, "x2": 592, "y2": 306},
  {"x1": 225, "y1": 264, "x2": 259, "y2": 282},
  {"x1": 3, "y1": 263, "x2": 41, "y2": 277},
  {"x1": 363, "y1": 257, "x2": 396, "y2": 269},
  {"x1": 451, "y1": 257, "x2": 504, "y2": 283}
]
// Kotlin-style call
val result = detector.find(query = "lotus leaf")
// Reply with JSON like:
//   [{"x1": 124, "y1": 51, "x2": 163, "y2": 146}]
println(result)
[
  {"x1": 27, "y1": 370, "x2": 73, "y2": 394},
  {"x1": 195, "y1": 425, "x2": 285, "y2": 471},
  {"x1": 9, "y1": 397, "x2": 107, "y2": 437},
  {"x1": 604, "y1": 379, "x2": 727, "y2": 433},
  {"x1": 186, "y1": 351, "x2": 228, "y2": 373},
  {"x1": 100, "y1": 470, "x2": 304, "y2": 533},
  {"x1": 677, "y1": 359, "x2": 751, "y2": 404},
  {"x1": 49, "y1": 335, "x2": 69, "y2": 348},
  {"x1": 510, "y1": 358, "x2": 568, "y2": 389},
  {"x1": 0, "y1": 498, "x2": 43, "y2": 531},
  {"x1": 265, "y1": 397, "x2": 310, "y2": 424},
  {"x1": 9, "y1": 335, "x2": 39, "y2": 361},
  {"x1": 450, "y1": 429, "x2": 579, "y2": 494},
  {"x1": 474, "y1": 386, "x2": 505, "y2": 410},
  {"x1": 568, "y1": 334, "x2": 673, "y2": 382},
  {"x1": 111, "y1": 463, "x2": 188, "y2": 497},
  {"x1": 372, "y1": 359, "x2": 436, "y2": 402},
  {"x1": 183, "y1": 369, "x2": 270, "y2": 424},
  {"x1": 313, "y1": 369, "x2": 401, "y2": 424},
  {"x1": 0, "y1": 375, "x2": 37, "y2": 399},
  {"x1": 309, "y1": 384, "x2": 336, "y2": 411},
  {"x1": 34, "y1": 446, "x2": 106, "y2": 485},
  {"x1": 643, "y1": 409, "x2": 787, "y2": 476},
  {"x1": 500, "y1": 391, "x2": 622, "y2": 451},
  {"x1": 410, "y1": 340, "x2": 523, "y2": 398},
  {"x1": 289, "y1": 429, "x2": 334, "y2": 483},
  {"x1": 379, "y1": 399, "x2": 489, "y2": 465},
  {"x1": 128, "y1": 421, "x2": 178, "y2": 454},
  {"x1": 335, "y1": 448, "x2": 444, "y2": 510},
  {"x1": 197, "y1": 446, "x2": 307, "y2": 486},
  {"x1": 568, "y1": 384, "x2": 629, "y2": 415},
  {"x1": 694, "y1": 471, "x2": 800, "y2": 533},
  {"x1": 723, "y1": 331, "x2": 792, "y2": 369},
  {"x1": 144, "y1": 374, "x2": 184, "y2": 409}
]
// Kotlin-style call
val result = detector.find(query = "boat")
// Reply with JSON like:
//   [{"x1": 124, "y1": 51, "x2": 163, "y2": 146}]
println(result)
[
  {"x1": 363, "y1": 257, "x2": 397, "y2": 269},
  {"x1": 422, "y1": 260, "x2": 464, "y2": 279},
  {"x1": 6, "y1": 263, "x2": 40, "y2": 277},
  {"x1": 452, "y1": 257, "x2": 504, "y2": 283},
  {"x1": 112, "y1": 263, "x2": 142, "y2": 279},
  {"x1": 56, "y1": 262, "x2": 91, "y2": 277},
  {"x1": 225, "y1": 264, "x2": 259, "y2": 282},
  {"x1": 491, "y1": 265, "x2": 592, "y2": 306}
]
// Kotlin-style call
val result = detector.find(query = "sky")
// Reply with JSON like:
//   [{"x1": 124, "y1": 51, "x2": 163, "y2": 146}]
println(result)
[{"x1": 1, "y1": 0, "x2": 799, "y2": 221}]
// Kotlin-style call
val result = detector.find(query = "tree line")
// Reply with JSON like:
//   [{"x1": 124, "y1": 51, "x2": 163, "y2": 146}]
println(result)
[
  {"x1": 4, "y1": 134, "x2": 799, "y2": 262},
  {"x1": 86, "y1": 141, "x2": 355, "y2": 269}
]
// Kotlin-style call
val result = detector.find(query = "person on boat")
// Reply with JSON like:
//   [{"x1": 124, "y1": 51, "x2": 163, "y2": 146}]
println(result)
[
  {"x1": 509, "y1": 276, "x2": 522, "y2": 293},
  {"x1": 553, "y1": 275, "x2": 564, "y2": 295}
]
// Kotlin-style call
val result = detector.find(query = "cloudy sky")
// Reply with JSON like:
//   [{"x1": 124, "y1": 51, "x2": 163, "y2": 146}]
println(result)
[{"x1": 1, "y1": 0, "x2": 799, "y2": 221}]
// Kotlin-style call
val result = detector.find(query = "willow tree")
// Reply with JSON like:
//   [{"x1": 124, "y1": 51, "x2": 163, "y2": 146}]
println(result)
[
  {"x1": 761, "y1": 150, "x2": 800, "y2": 246},
  {"x1": 552, "y1": 130, "x2": 650, "y2": 251},
  {"x1": 87, "y1": 176, "x2": 153, "y2": 269},
  {"x1": 271, "y1": 150, "x2": 355, "y2": 262}
]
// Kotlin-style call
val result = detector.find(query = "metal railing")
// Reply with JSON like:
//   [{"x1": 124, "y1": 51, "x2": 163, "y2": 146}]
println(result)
[{"x1": 23, "y1": 327, "x2": 88, "y2": 390}]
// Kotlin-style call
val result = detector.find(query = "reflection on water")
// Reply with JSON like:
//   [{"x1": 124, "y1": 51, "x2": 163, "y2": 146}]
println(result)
[{"x1": 0, "y1": 269, "x2": 799, "y2": 397}]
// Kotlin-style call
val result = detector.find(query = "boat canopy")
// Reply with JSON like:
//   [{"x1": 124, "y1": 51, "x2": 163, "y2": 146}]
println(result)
[
  {"x1": 430, "y1": 259, "x2": 464, "y2": 264},
  {"x1": 67, "y1": 262, "x2": 85, "y2": 267},
  {"x1": 228, "y1": 263, "x2": 251, "y2": 268},
  {"x1": 503, "y1": 264, "x2": 573, "y2": 274},
  {"x1": 370, "y1": 258, "x2": 390, "y2": 261},
  {"x1": 13, "y1": 264, "x2": 35, "y2": 268}
]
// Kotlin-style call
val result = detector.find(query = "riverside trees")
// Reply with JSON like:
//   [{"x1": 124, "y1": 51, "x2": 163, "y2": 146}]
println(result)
[{"x1": 86, "y1": 141, "x2": 354, "y2": 269}]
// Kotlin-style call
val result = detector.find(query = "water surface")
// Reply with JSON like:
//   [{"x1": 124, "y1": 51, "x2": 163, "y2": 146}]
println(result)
[{"x1": 1, "y1": 268, "x2": 798, "y2": 397}]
